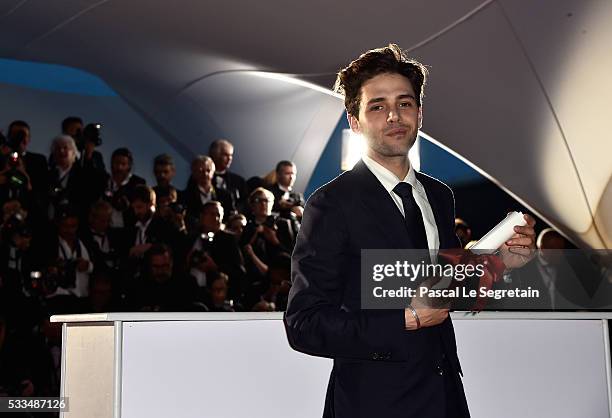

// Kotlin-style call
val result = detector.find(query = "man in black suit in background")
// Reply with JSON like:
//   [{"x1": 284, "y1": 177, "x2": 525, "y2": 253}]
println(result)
[
  {"x1": 209, "y1": 139, "x2": 248, "y2": 214},
  {"x1": 5, "y1": 121, "x2": 49, "y2": 218},
  {"x1": 284, "y1": 44, "x2": 536, "y2": 418},
  {"x1": 61, "y1": 117, "x2": 106, "y2": 172},
  {"x1": 270, "y1": 160, "x2": 305, "y2": 220}
]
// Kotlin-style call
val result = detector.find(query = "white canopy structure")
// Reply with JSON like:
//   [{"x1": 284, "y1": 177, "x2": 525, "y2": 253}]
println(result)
[{"x1": 0, "y1": 0, "x2": 610, "y2": 249}]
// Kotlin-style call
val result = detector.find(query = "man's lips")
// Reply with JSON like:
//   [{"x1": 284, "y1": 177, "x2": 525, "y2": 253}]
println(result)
[{"x1": 385, "y1": 128, "x2": 407, "y2": 136}]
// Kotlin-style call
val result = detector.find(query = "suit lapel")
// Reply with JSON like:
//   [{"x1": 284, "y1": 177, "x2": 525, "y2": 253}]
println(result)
[
  {"x1": 415, "y1": 172, "x2": 457, "y2": 249},
  {"x1": 352, "y1": 161, "x2": 415, "y2": 248}
]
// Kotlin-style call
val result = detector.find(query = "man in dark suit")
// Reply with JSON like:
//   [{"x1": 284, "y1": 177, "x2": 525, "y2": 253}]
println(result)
[
  {"x1": 6, "y1": 121, "x2": 49, "y2": 219},
  {"x1": 183, "y1": 155, "x2": 232, "y2": 231},
  {"x1": 209, "y1": 139, "x2": 248, "y2": 214},
  {"x1": 283, "y1": 44, "x2": 536, "y2": 418},
  {"x1": 269, "y1": 160, "x2": 305, "y2": 220},
  {"x1": 62, "y1": 117, "x2": 106, "y2": 172},
  {"x1": 47, "y1": 135, "x2": 103, "y2": 222},
  {"x1": 103, "y1": 147, "x2": 146, "y2": 228}
]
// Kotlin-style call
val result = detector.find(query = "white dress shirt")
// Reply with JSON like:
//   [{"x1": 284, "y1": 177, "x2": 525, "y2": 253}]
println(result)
[
  {"x1": 135, "y1": 217, "x2": 153, "y2": 245},
  {"x1": 362, "y1": 156, "x2": 439, "y2": 251},
  {"x1": 109, "y1": 174, "x2": 132, "y2": 228},
  {"x1": 53, "y1": 237, "x2": 93, "y2": 298}
]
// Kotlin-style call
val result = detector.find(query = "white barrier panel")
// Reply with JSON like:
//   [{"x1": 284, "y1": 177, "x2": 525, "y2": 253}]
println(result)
[
  {"x1": 455, "y1": 319, "x2": 609, "y2": 418},
  {"x1": 52, "y1": 312, "x2": 612, "y2": 418},
  {"x1": 121, "y1": 320, "x2": 331, "y2": 418}
]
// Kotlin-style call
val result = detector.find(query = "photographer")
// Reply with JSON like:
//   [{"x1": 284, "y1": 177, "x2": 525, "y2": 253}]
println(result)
[
  {"x1": 243, "y1": 252, "x2": 291, "y2": 312},
  {"x1": 187, "y1": 201, "x2": 245, "y2": 300},
  {"x1": 270, "y1": 160, "x2": 304, "y2": 221},
  {"x1": 0, "y1": 213, "x2": 44, "y2": 299},
  {"x1": 183, "y1": 155, "x2": 232, "y2": 231},
  {"x1": 152, "y1": 154, "x2": 181, "y2": 197},
  {"x1": 81, "y1": 200, "x2": 123, "y2": 274},
  {"x1": 45, "y1": 206, "x2": 93, "y2": 299},
  {"x1": 0, "y1": 131, "x2": 32, "y2": 206},
  {"x1": 62, "y1": 117, "x2": 106, "y2": 172},
  {"x1": 104, "y1": 148, "x2": 146, "y2": 228},
  {"x1": 155, "y1": 185, "x2": 187, "y2": 234},
  {"x1": 3, "y1": 121, "x2": 47, "y2": 212},
  {"x1": 240, "y1": 187, "x2": 293, "y2": 284},
  {"x1": 47, "y1": 135, "x2": 101, "y2": 221},
  {"x1": 209, "y1": 139, "x2": 248, "y2": 214},
  {"x1": 121, "y1": 185, "x2": 180, "y2": 283},
  {"x1": 127, "y1": 244, "x2": 199, "y2": 312}
]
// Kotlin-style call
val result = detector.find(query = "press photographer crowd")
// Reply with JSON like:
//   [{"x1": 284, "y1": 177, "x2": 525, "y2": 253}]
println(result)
[{"x1": 0, "y1": 117, "x2": 304, "y2": 398}]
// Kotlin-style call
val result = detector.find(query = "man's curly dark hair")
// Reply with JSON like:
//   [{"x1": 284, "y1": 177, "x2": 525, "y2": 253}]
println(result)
[{"x1": 333, "y1": 44, "x2": 428, "y2": 119}]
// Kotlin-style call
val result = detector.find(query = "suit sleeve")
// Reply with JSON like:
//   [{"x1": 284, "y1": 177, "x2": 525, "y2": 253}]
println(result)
[{"x1": 284, "y1": 189, "x2": 409, "y2": 362}]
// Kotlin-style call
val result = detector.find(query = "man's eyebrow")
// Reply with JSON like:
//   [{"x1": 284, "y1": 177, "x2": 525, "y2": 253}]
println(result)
[
  {"x1": 398, "y1": 94, "x2": 417, "y2": 101},
  {"x1": 365, "y1": 94, "x2": 417, "y2": 105},
  {"x1": 365, "y1": 97, "x2": 386, "y2": 106}
]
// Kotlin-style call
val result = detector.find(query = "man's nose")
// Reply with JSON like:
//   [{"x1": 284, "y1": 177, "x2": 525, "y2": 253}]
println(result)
[{"x1": 387, "y1": 109, "x2": 400, "y2": 123}]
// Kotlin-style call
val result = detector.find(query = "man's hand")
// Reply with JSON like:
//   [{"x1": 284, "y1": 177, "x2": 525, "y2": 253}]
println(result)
[
  {"x1": 499, "y1": 213, "x2": 536, "y2": 270},
  {"x1": 197, "y1": 254, "x2": 218, "y2": 273},
  {"x1": 405, "y1": 307, "x2": 449, "y2": 330},
  {"x1": 261, "y1": 225, "x2": 281, "y2": 246},
  {"x1": 278, "y1": 199, "x2": 294, "y2": 210},
  {"x1": 291, "y1": 205, "x2": 304, "y2": 218},
  {"x1": 129, "y1": 243, "x2": 153, "y2": 258},
  {"x1": 76, "y1": 258, "x2": 90, "y2": 272}
]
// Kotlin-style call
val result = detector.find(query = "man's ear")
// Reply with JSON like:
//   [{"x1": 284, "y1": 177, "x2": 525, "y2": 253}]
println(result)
[
  {"x1": 417, "y1": 107, "x2": 423, "y2": 130},
  {"x1": 347, "y1": 112, "x2": 360, "y2": 134}
]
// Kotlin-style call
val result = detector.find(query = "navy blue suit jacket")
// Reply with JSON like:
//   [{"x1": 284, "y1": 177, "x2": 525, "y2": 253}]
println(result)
[{"x1": 284, "y1": 160, "x2": 470, "y2": 418}]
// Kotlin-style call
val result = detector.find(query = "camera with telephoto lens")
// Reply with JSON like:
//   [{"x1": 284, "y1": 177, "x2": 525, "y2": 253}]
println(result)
[
  {"x1": 28, "y1": 259, "x2": 76, "y2": 295},
  {"x1": 191, "y1": 232, "x2": 215, "y2": 266},
  {"x1": 1, "y1": 213, "x2": 31, "y2": 243},
  {"x1": 168, "y1": 201, "x2": 185, "y2": 214},
  {"x1": 1, "y1": 151, "x2": 29, "y2": 200},
  {"x1": 56, "y1": 258, "x2": 78, "y2": 289},
  {"x1": 263, "y1": 214, "x2": 279, "y2": 229},
  {"x1": 74, "y1": 123, "x2": 102, "y2": 150},
  {"x1": 28, "y1": 270, "x2": 57, "y2": 295},
  {"x1": 6, "y1": 130, "x2": 26, "y2": 154},
  {"x1": 106, "y1": 188, "x2": 130, "y2": 212},
  {"x1": 83, "y1": 123, "x2": 102, "y2": 146}
]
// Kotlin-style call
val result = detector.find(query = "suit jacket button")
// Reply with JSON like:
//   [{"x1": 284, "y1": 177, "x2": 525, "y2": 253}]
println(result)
[{"x1": 436, "y1": 366, "x2": 444, "y2": 376}]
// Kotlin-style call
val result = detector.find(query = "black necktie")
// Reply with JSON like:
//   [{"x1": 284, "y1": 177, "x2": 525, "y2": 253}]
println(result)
[{"x1": 392, "y1": 182, "x2": 428, "y2": 249}]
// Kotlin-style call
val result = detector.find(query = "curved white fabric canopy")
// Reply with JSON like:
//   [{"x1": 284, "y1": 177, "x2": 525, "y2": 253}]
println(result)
[{"x1": 0, "y1": 0, "x2": 609, "y2": 249}]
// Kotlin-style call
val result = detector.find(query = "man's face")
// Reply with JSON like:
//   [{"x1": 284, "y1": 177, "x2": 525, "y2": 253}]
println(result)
[
  {"x1": 250, "y1": 193, "x2": 272, "y2": 218},
  {"x1": 348, "y1": 72, "x2": 422, "y2": 161},
  {"x1": 58, "y1": 217, "x2": 79, "y2": 241},
  {"x1": 54, "y1": 142, "x2": 75, "y2": 168},
  {"x1": 157, "y1": 195, "x2": 174, "y2": 209},
  {"x1": 65, "y1": 122, "x2": 83, "y2": 138},
  {"x1": 192, "y1": 160, "x2": 215, "y2": 187},
  {"x1": 154, "y1": 164, "x2": 175, "y2": 187},
  {"x1": 8, "y1": 126, "x2": 30, "y2": 152},
  {"x1": 112, "y1": 156, "x2": 131, "y2": 180},
  {"x1": 131, "y1": 199, "x2": 152, "y2": 222},
  {"x1": 200, "y1": 205, "x2": 223, "y2": 233},
  {"x1": 90, "y1": 210, "x2": 111, "y2": 233},
  {"x1": 13, "y1": 233, "x2": 32, "y2": 251},
  {"x1": 212, "y1": 144, "x2": 233, "y2": 172},
  {"x1": 150, "y1": 253, "x2": 173, "y2": 283},
  {"x1": 277, "y1": 165, "x2": 296, "y2": 188},
  {"x1": 210, "y1": 278, "x2": 228, "y2": 305},
  {"x1": 228, "y1": 217, "x2": 246, "y2": 236}
]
